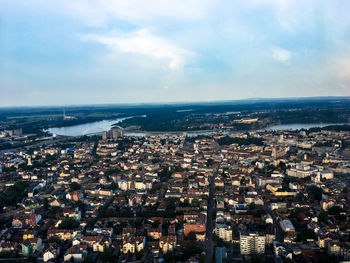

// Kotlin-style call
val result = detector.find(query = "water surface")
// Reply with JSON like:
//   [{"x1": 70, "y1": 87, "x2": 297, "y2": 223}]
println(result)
[
  {"x1": 46, "y1": 117, "x2": 129, "y2": 136},
  {"x1": 267, "y1": 123, "x2": 349, "y2": 131},
  {"x1": 47, "y1": 120, "x2": 349, "y2": 137}
]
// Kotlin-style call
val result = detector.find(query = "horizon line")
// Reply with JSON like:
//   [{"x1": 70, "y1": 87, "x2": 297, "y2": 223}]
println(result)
[{"x1": 1, "y1": 95, "x2": 350, "y2": 109}]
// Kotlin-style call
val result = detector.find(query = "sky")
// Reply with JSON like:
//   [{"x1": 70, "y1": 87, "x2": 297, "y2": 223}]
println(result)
[{"x1": 0, "y1": 0, "x2": 350, "y2": 106}]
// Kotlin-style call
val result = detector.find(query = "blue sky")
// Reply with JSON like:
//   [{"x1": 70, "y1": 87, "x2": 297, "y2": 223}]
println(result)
[{"x1": 0, "y1": 0, "x2": 350, "y2": 106}]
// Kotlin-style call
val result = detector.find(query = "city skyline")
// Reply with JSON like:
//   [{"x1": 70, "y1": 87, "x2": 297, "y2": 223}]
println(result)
[{"x1": 1, "y1": 0, "x2": 350, "y2": 106}]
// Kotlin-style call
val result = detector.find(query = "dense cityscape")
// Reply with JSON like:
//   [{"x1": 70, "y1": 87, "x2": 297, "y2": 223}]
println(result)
[
  {"x1": 2, "y1": 0, "x2": 350, "y2": 262},
  {"x1": 1, "y1": 107, "x2": 350, "y2": 262}
]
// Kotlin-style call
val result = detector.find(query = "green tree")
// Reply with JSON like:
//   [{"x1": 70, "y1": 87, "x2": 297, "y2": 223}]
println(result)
[
  {"x1": 318, "y1": 211, "x2": 328, "y2": 223},
  {"x1": 296, "y1": 229, "x2": 316, "y2": 243},
  {"x1": 69, "y1": 182, "x2": 81, "y2": 191},
  {"x1": 163, "y1": 251, "x2": 176, "y2": 263},
  {"x1": 307, "y1": 185, "x2": 323, "y2": 201},
  {"x1": 43, "y1": 198, "x2": 49, "y2": 209},
  {"x1": 105, "y1": 168, "x2": 120, "y2": 176},
  {"x1": 150, "y1": 183, "x2": 162, "y2": 194},
  {"x1": 166, "y1": 198, "x2": 176, "y2": 211},
  {"x1": 206, "y1": 158, "x2": 214, "y2": 167},
  {"x1": 159, "y1": 167, "x2": 173, "y2": 182},
  {"x1": 187, "y1": 231, "x2": 197, "y2": 241},
  {"x1": 59, "y1": 217, "x2": 79, "y2": 229},
  {"x1": 136, "y1": 250, "x2": 144, "y2": 260},
  {"x1": 48, "y1": 236, "x2": 61, "y2": 244},
  {"x1": 328, "y1": 206, "x2": 343, "y2": 215},
  {"x1": 212, "y1": 233, "x2": 225, "y2": 246},
  {"x1": 86, "y1": 218, "x2": 98, "y2": 228},
  {"x1": 249, "y1": 203, "x2": 256, "y2": 210},
  {"x1": 101, "y1": 248, "x2": 117, "y2": 263},
  {"x1": 251, "y1": 255, "x2": 268, "y2": 263},
  {"x1": 191, "y1": 198, "x2": 200, "y2": 208},
  {"x1": 0, "y1": 181, "x2": 28, "y2": 208},
  {"x1": 83, "y1": 255, "x2": 94, "y2": 263},
  {"x1": 109, "y1": 182, "x2": 117, "y2": 190}
]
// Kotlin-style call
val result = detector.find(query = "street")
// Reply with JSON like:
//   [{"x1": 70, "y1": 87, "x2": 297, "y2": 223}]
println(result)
[{"x1": 205, "y1": 168, "x2": 217, "y2": 263}]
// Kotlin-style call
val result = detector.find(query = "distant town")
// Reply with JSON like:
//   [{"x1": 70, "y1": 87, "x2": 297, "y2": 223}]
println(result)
[{"x1": 0, "y1": 99, "x2": 350, "y2": 263}]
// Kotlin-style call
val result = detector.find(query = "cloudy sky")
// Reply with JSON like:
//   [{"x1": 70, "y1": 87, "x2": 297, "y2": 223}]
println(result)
[{"x1": 1, "y1": 0, "x2": 350, "y2": 106}]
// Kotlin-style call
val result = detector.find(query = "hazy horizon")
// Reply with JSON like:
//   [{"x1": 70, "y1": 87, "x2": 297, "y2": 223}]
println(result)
[{"x1": 0, "y1": 95, "x2": 349, "y2": 109}]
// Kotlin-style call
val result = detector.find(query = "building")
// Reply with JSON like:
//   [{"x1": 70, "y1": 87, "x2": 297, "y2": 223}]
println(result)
[
  {"x1": 122, "y1": 236, "x2": 145, "y2": 254},
  {"x1": 280, "y1": 219, "x2": 295, "y2": 233},
  {"x1": 240, "y1": 232, "x2": 265, "y2": 255},
  {"x1": 286, "y1": 164, "x2": 318, "y2": 178},
  {"x1": 184, "y1": 223, "x2": 206, "y2": 236},
  {"x1": 319, "y1": 170, "x2": 334, "y2": 180},
  {"x1": 280, "y1": 219, "x2": 297, "y2": 243},
  {"x1": 102, "y1": 131, "x2": 108, "y2": 141},
  {"x1": 234, "y1": 118, "x2": 258, "y2": 124},
  {"x1": 43, "y1": 244, "x2": 60, "y2": 262},
  {"x1": 63, "y1": 245, "x2": 88, "y2": 262},
  {"x1": 216, "y1": 225, "x2": 232, "y2": 242},
  {"x1": 159, "y1": 236, "x2": 176, "y2": 253},
  {"x1": 102, "y1": 127, "x2": 124, "y2": 141},
  {"x1": 25, "y1": 214, "x2": 42, "y2": 227},
  {"x1": 270, "y1": 202, "x2": 287, "y2": 210}
]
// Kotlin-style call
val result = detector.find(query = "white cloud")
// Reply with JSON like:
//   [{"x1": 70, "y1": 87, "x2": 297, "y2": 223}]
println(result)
[
  {"x1": 80, "y1": 29, "x2": 195, "y2": 70},
  {"x1": 271, "y1": 47, "x2": 291, "y2": 63}
]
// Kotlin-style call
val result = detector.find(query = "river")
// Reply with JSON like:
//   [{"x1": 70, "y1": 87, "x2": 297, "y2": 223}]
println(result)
[
  {"x1": 46, "y1": 120, "x2": 349, "y2": 137},
  {"x1": 45, "y1": 117, "x2": 134, "y2": 136},
  {"x1": 266, "y1": 123, "x2": 349, "y2": 131}
]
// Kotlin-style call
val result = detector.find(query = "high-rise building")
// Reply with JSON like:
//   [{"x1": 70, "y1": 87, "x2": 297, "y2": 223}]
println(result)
[
  {"x1": 102, "y1": 128, "x2": 123, "y2": 141},
  {"x1": 13, "y1": 128, "x2": 23, "y2": 136},
  {"x1": 112, "y1": 129, "x2": 118, "y2": 140},
  {"x1": 240, "y1": 232, "x2": 265, "y2": 255},
  {"x1": 272, "y1": 147, "x2": 277, "y2": 158},
  {"x1": 102, "y1": 131, "x2": 108, "y2": 141},
  {"x1": 27, "y1": 156, "x2": 32, "y2": 166},
  {"x1": 216, "y1": 224, "x2": 232, "y2": 242},
  {"x1": 279, "y1": 134, "x2": 284, "y2": 143}
]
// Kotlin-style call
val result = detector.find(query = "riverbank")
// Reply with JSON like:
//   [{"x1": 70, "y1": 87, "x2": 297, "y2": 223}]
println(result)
[{"x1": 45, "y1": 119, "x2": 350, "y2": 137}]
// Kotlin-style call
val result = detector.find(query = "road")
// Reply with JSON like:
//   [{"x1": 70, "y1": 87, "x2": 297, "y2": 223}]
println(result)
[{"x1": 204, "y1": 168, "x2": 217, "y2": 263}]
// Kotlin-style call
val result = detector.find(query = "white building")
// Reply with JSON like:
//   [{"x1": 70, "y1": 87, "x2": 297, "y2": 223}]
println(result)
[
  {"x1": 263, "y1": 214, "x2": 273, "y2": 224},
  {"x1": 216, "y1": 225, "x2": 232, "y2": 242},
  {"x1": 118, "y1": 180, "x2": 128, "y2": 191},
  {"x1": 135, "y1": 181, "x2": 147, "y2": 190},
  {"x1": 286, "y1": 164, "x2": 318, "y2": 178},
  {"x1": 319, "y1": 170, "x2": 334, "y2": 180},
  {"x1": 280, "y1": 219, "x2": 295, "y2": 233},
  {"x1": 240, "y1": 232, "x2": 265, "y2": 255},
  {"x1": 43, "y1": 245, "x2": 60, "y2": 262},
  {"x1": 270, "y1": 202, "x2": 287, "y2": 210}
]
